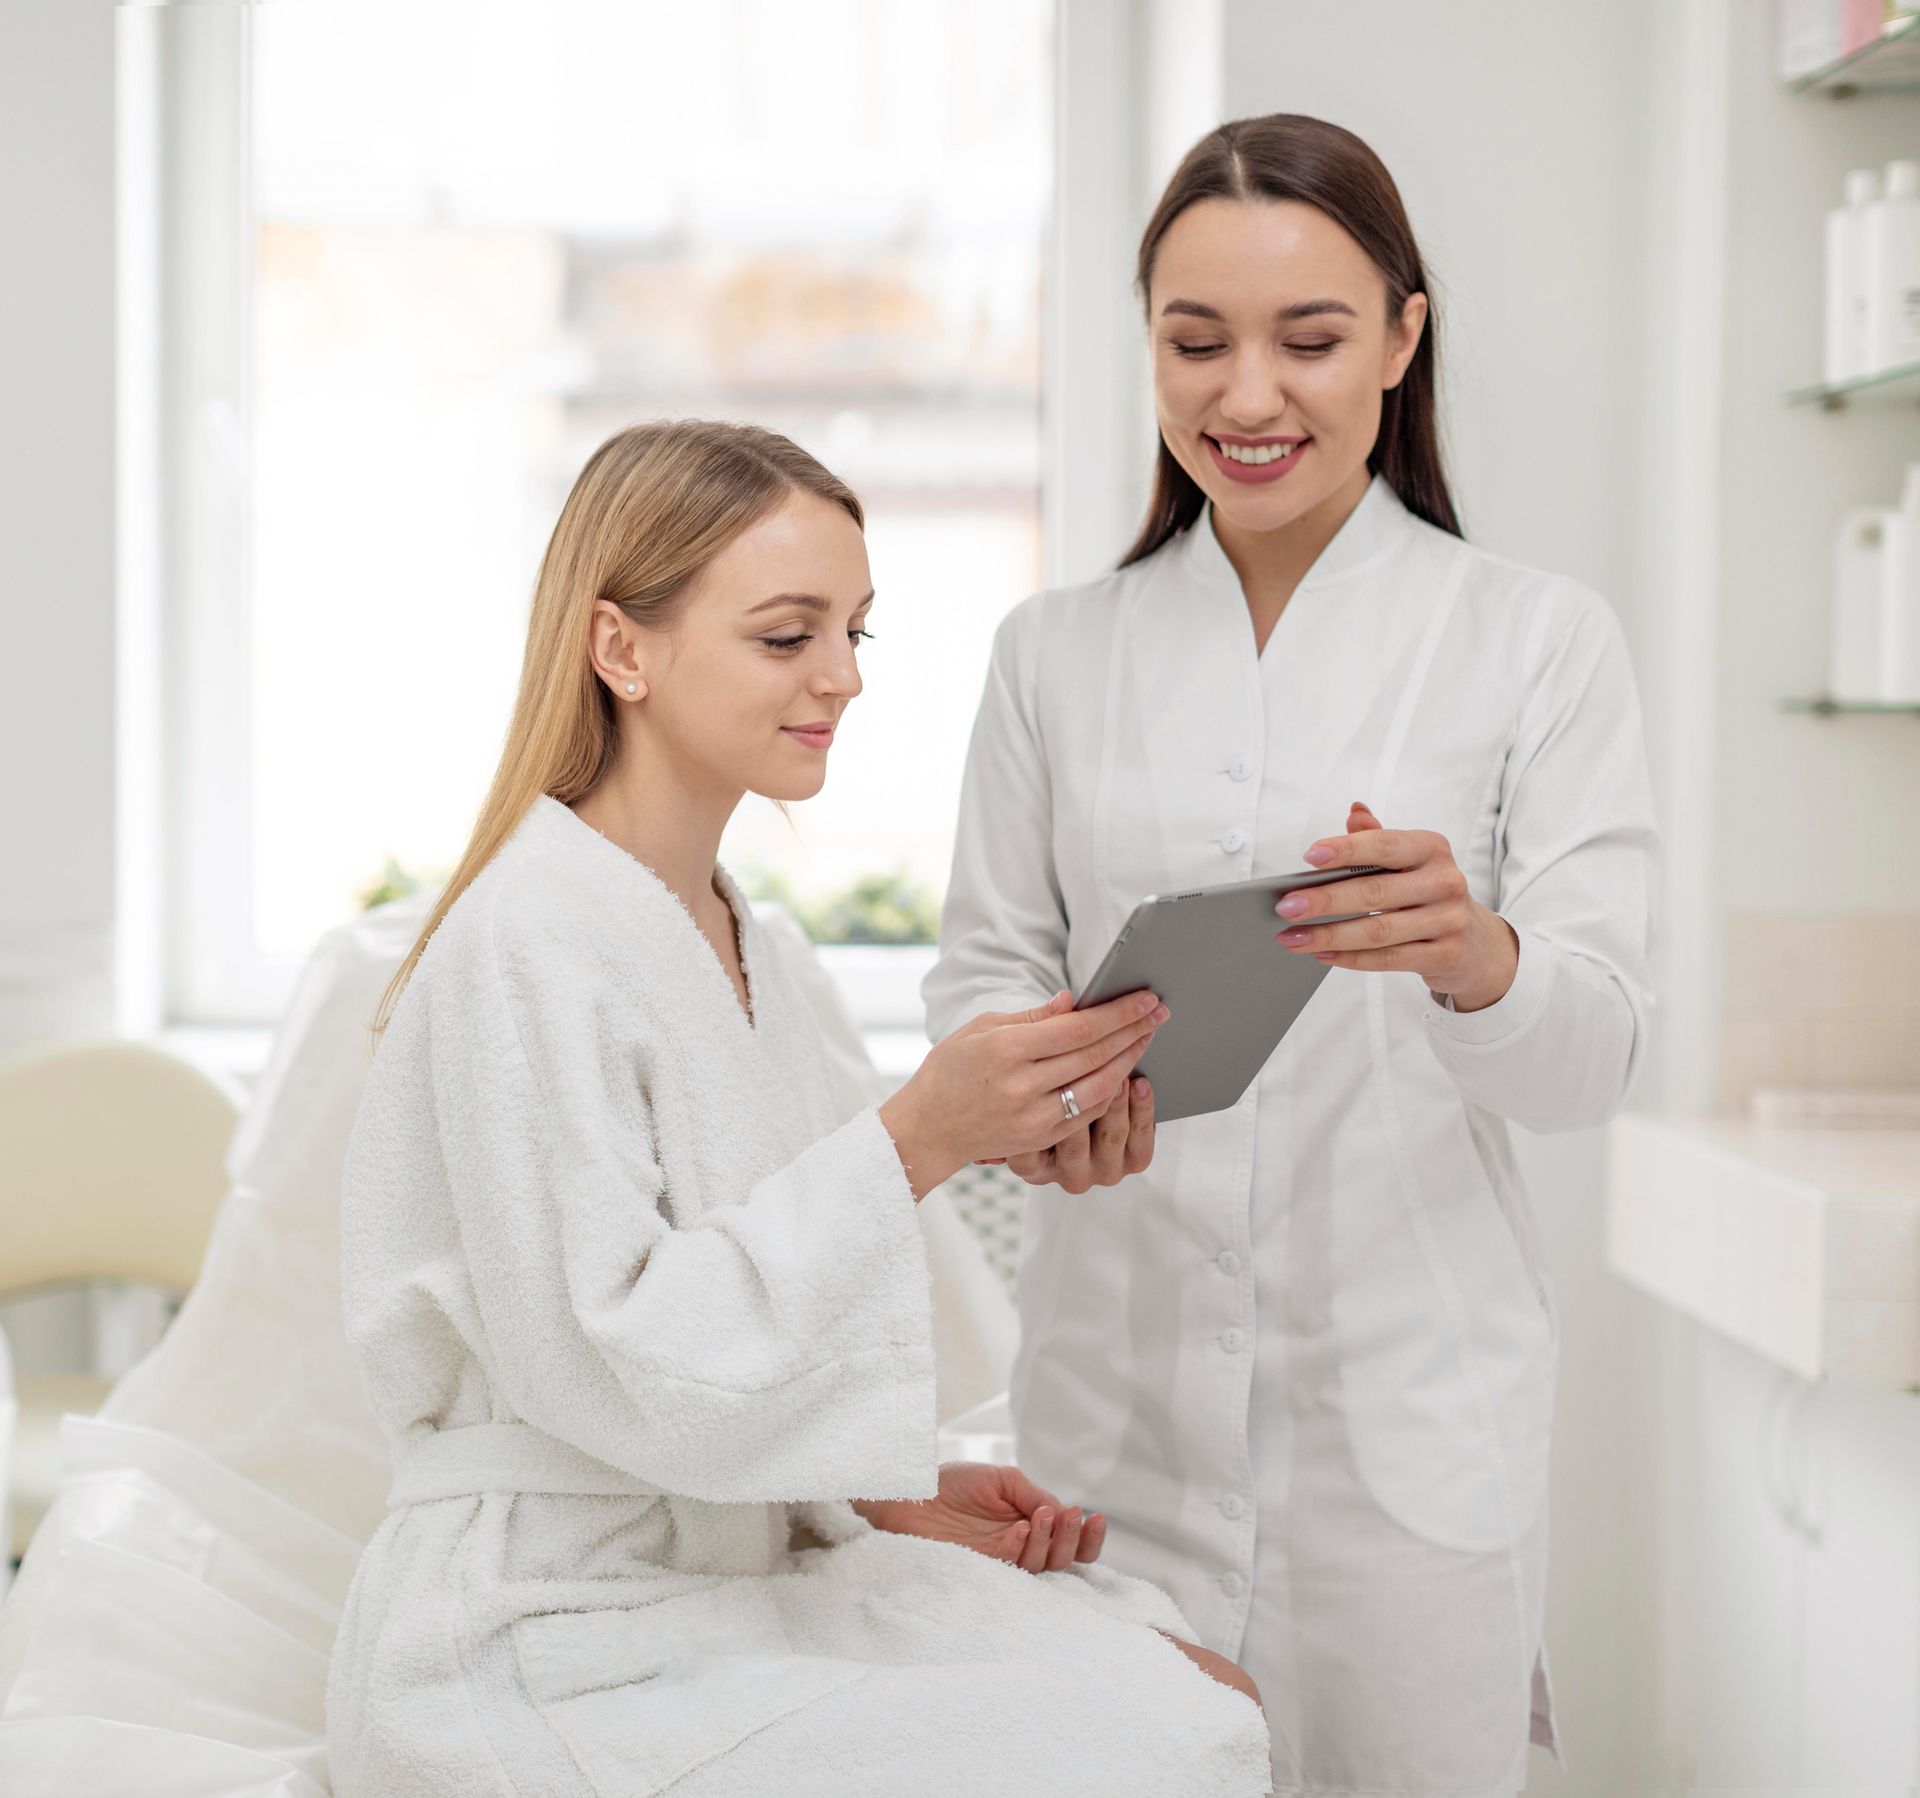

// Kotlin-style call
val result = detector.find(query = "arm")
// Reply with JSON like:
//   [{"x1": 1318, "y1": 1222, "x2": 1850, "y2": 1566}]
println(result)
[
  {"x1": 1277, "y1": 594, "x2": 1657, "y2": 1133},
  {"x1": 1420, "y1": 595, "x2": 1658, "y2": 1131}
]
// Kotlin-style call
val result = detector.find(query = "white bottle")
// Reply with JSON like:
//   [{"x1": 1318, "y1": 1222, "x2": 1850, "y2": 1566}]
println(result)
[
  {"x1": 1831, "y1": 506, "x2": 1894, "y2": 701},
  {"x1": 1864, "y1": 159, "x2": 1920, "y2": 375},
  {"x1": 1825, "y1": 168, "x2": 1880, "y2": 386},
  {"x1": 1877, "y1": 464, "x2": 1920, "y2": 703}
]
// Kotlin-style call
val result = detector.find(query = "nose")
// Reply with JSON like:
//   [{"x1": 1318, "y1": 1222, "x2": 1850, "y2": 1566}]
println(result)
[
  {"x1": 812, "y1": 635, "x2": 863, "y2": 703},
  {"x1": 1218, "y1": 345, "x2": 1284, "y2": 430}
]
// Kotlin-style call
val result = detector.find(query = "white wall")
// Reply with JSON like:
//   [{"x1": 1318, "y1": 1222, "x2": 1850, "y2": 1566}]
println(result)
[{"x1": 0, "y1": 0, "x2": 119, "y2": 1060}]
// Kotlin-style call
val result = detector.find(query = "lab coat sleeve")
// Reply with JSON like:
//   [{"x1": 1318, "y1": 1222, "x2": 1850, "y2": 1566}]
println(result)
[
  {"x1": 1420, "y1": 589, "x2": 1659, "y2": 1133},
  {"x1": 922, "y1": 598, "x2": 1070, "y2": 1040},
  {"x1": 398, "y1": 906, "x2": 938, "y2": 1504}
]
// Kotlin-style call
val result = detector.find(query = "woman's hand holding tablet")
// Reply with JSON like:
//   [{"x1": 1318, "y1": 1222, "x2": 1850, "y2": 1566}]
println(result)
[{"x1": 1278, "y1": 801, "x2": 1520, "y2": 1013}]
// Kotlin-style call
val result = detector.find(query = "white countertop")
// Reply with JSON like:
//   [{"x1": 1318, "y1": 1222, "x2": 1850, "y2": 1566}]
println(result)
[{"x1": 1607, "y1": 1112, "x2": 1920, "y2": 1386}]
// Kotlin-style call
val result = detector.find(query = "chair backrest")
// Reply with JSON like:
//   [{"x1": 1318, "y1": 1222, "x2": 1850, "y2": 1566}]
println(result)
[{"x1": 0, "y1": 1040, "x2": 242, "y2": 1298}]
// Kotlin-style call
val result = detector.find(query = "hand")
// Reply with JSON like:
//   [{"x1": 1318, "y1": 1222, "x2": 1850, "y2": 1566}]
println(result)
[
  {"x1": 1001, "y1": 1071, "x2": 1156, "y2": 1193},
  {"x1": 1275, "y1": 801, "x2": 1520, "y2": 1013},
  {"x1": 852, "y1": 1461, "x2": 1109, "y2": 1574},
  {"x1": 879, "y1": 990, "x2": 1168, "y2": 1199}
]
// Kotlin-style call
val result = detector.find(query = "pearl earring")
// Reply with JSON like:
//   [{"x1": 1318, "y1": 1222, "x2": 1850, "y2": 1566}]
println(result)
[{"x1": 625, "y1": 682, "x2": 637, "y2": 695}]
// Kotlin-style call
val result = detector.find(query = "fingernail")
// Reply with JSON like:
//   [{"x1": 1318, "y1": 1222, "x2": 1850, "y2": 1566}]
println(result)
[
  {"x1": 1280, "y1": 929, "x2": 1310, "y2": 946},
  {"x1": 1034, "y1": 1507, "x2": 1053, "y2": 1524},
  {"x1": 1276, "y1": 894, "x2": 1307, "y2": 918},
  {"x1": 1065, "y1": 1509, "x2": 1082, "y2": 1526},
  {"x1": 1132, "y1": 1077, "x2": 1149, "y2": 1096},
  {"x1": 1152, "y1": 1003, "x2": 1171, "y2": 1023},
  {"x1": 1303, "y1": 844, "x2": 1334, "y2": 866}
]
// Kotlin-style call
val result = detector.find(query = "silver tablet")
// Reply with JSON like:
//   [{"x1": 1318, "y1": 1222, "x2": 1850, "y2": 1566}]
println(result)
[{"x1": 1073, "y1": 866, "x2": 1384, "y2": 1123}]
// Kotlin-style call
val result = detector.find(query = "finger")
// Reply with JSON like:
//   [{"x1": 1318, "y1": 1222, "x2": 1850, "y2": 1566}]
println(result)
[
  {"x1": 1075, "y1": 1511, "x2": 1108, "y2": 1564},
  {"x1": 1041, "y1": 1041, "x2": 1152, "y2": 1145},
  {"x1": 1088, "y1": 1092, "x2": 1130, "y2": 1185},
  {"x1": 1033, "y1": 1011, "x2": 1164, "y2": 1091},
  {"x1": 1274, "y1": 865, "x2": 1436, "y2": 924},
  {"x1": 1122, "y1": 1076, "x2": 1155, "y2": 1174},
  {"x1": 1020, "y1": 1506, "x2": 1056, "y2": 1573},
  {"x1": 1005, "y1": 1518, "x2": 1031, "y2": 1564},
  {"x1": 1302, "y1": 825, "x2": 1437, "y2": 872},
  {"x1": 1010, "y1": 1149, "x2": 1058, "y2": 1186},
  {"x1": 1051, "y1": 1122, "x2": 1092, "y2": 1192},
  {"x1": 1002, "y1": 989, "x2": 1075, "y2": 1027},
  {"x1": 1046, "y1": 1507, "x2": 1083, "y2": 1572},
  {"x1": 1011, "y1": 988, "x2": 1164, "y2": 1061},
  {"x1": 1000, "y1": 1466, "x2": 1062, "y2": 1519},
  {"x1": 1347, "y1": 800, "x2": 1383, "y2": 832},
  {"x1": 1279, "y1": 902, "x2": 1456, "y2": 957}
]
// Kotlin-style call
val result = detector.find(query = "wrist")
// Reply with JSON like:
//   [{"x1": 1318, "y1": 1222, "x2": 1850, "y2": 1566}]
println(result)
[
  {"x1": 1445, "y1": 912, "x2": 1520, "y2": 1014},
  {"x1": 877, "y1": 1086, "x2": 962, "y2": 1200}
]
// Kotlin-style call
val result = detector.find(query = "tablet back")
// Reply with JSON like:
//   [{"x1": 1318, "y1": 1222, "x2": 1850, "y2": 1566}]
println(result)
[{"x1": 1074, "y1": 867, "x2": 1380, "y2": 1123}]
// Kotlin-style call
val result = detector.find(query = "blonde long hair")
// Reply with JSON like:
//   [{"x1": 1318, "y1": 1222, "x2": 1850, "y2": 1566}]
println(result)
[{"x1": 369, "y1": 419, "x2": 864, "y2": 1042}]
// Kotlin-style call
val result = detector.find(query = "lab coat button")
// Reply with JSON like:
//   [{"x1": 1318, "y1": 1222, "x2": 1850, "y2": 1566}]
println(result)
[
  {"x1": 1221, "y1": 1571, "x2": 1246, "y2": 1598},
  {"x1": 1219, "y1": 1493, "x2": 1246, "y2": 1520},
  {"x1": 1219, "y1": 1327, "x2": 1243, "y2": 1353},
  {"x1": 1216, "y1": 1249, "x2": 1241, "y2": 1275},
  {"x1": 1220, "y1": 828, "x2": 1248, "y2": 853},
  {"x1": 1228, "y1": 758, "x2": 1251, "y2": 781}
]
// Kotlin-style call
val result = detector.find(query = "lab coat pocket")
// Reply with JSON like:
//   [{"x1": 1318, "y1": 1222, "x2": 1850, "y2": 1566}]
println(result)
[{"x1": 511, "y1": 1582, "x2": 867, "y2": 1796}]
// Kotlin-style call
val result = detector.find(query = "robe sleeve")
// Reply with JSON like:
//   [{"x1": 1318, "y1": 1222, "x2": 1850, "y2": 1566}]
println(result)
[
  {"x1": 420, "y1": 899, "x2": 939, "y2": 1504},
  {"x1": 1420, "y1": 588, "x2": 1659, "y2": 1133},
  {"x1": 922, "y1": 597, "x2": 1069, "y2": 1040}
]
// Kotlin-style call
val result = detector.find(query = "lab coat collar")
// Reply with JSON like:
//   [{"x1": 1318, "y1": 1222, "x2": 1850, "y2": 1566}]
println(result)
[{"x1": 1181, "y1": 472, "x2": 1409, "y2": 596}]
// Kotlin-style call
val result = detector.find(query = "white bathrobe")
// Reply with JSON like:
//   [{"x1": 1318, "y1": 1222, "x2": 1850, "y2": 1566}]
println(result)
[{"x1": 324, "y1": 793, "x2": 1271, "y2": 1798}]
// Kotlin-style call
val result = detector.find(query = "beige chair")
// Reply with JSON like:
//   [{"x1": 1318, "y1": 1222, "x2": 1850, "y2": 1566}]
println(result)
[{"x1": 0, "y1": 1039, "x2": 242, "y2": 1561}]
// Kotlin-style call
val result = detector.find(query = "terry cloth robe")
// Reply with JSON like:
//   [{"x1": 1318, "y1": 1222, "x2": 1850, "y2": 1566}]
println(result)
[{"x1": 324, "y1": 793, "x2": 1271, "y2": 1798}]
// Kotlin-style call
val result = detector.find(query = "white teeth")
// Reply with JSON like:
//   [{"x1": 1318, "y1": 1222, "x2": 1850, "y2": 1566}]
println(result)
[{"x1": 1216, "y1": 438, "x2": 1297, "y2": 465}]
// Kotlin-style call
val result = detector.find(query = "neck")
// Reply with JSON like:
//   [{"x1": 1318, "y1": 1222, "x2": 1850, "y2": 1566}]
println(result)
[
  {"x1": 568, "y1": 732, "x2": 740, "y2": 916},
  {"x1": 1211, "y1": 463, "x2": 1373, "y2": 611}
]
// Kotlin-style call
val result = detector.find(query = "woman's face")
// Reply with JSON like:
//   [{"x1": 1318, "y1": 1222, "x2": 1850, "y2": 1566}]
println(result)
[
  {"x1": 605, "y1": 490, "x2": 873, "y2": 804},
  {"x1": 1147, "y1": 197, "x2": 1427, "y2": 535}
]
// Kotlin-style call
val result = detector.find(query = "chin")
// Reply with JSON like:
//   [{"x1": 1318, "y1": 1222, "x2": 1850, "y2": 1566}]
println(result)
[{"x1": 752, "y1": 767, "x2": 829, "y2": 804}]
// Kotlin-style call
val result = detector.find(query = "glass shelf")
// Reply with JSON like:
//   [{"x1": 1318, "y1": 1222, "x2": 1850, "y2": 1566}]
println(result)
[
  {"x1": 1788, "y1": 14, "x2": 1920, "y2": 94},
  {"x1": 1780, "y1": 695, "x2": 1920, "y2": 716},
  {"x1": 1786, "y1": 358, "x2": 1920, "y2": 409}
]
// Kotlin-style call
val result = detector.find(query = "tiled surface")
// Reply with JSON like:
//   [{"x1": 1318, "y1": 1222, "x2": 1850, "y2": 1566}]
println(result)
[
  {"x1": 939, "y1": 1162, "x2": 1026, "y2": 1293},
  {"x1": 1720, "y1": 914, "x2": 1920, "y2": 1110}
]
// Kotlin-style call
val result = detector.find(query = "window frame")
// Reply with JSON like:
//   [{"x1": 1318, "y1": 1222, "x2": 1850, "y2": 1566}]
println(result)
[{"x1": 148, "y1": 0, "x2": 1140, "y2": 1036}]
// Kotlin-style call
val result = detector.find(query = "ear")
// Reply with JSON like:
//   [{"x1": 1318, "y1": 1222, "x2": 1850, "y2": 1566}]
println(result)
[
  {"x1": 1383, "y1": 290, "x2": 1429, "y2": 393},
  {"x1": 588, "y1": 599, "x2": 649, "y2": 702}
]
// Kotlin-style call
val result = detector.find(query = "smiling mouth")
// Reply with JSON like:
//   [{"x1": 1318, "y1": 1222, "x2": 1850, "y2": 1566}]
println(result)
[
  {"x1": 781, "y1": 723, "x2": 835, "y2": 746},
  {"x1": 1205, "y1": 433, "x2": 1308, "y2": 467}
]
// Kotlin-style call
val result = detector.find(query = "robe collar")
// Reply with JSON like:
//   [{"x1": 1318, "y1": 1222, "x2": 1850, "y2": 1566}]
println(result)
[{"x1": 1175, "y1": 470, "x2": 1409, "y2": 597}]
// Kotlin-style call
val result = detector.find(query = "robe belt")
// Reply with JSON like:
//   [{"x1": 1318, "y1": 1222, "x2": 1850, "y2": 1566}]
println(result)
[{"x1": 387, "y1": 1422, "x2": 664, "y2": 1508}]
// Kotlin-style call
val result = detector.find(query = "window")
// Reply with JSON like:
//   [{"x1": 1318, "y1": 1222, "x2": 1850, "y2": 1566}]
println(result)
[{"x1": 161, "y1": 0, "x2": 1053, "y2": 1023}]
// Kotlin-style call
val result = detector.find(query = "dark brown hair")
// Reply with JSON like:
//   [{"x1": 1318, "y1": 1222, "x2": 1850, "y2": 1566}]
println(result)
[{"x1": 1121, "y1": 113, "x2": 1461, "y2": 568}]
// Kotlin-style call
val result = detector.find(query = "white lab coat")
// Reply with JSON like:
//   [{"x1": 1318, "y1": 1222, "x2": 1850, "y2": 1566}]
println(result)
[{"x1": 924, "y1": 476, "x2": 1657, "y2": 1797}]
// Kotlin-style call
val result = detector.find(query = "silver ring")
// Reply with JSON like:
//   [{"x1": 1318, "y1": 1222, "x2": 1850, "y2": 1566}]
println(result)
[{"x1": 1059, "y1": 1086, "x2": 1081, "y2": 1121}]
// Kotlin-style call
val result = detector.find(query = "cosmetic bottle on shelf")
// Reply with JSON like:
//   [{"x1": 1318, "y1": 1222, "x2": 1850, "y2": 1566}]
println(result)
[
  {"x1": 1826, "y1": 167, "x2": 1881, "y2": 386},
  {"x1": 1864, "y1": 159, "x2": 1920, "y2": 376}
]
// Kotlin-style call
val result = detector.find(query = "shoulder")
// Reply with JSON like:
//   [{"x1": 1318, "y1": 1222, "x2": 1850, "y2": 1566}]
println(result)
[
  {"x1": 990, "y1": 536, "x2": 1180, "y2": 671},
  {"x1": 1435, "y1": 527, "x2": 1628, "y2": 679}
]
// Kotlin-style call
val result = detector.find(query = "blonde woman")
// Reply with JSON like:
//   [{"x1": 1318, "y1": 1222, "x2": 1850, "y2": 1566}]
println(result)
[{"x1": 324, "y1": 422, "x2": 1272, "y2": 1797}]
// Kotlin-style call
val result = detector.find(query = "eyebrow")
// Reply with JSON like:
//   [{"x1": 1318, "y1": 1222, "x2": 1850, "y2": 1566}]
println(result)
[
  {"x1": 746, "y1": 589, "x2": 875, "y2": 616},
  {"x1": 1159, "y1": 297, "x2": 1359, "y2": 323}
]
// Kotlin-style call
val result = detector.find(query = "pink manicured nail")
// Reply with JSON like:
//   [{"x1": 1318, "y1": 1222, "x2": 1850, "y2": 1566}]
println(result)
[
  {"x1": 1303, "y1": 844, "x2": 1334, "y2": 866},
  {"x1": 1276, "y1": 893, "x2": 1308, "y2": 918},
  {"x1": 1280, "y1": 929, "x2": 1310, "y2": 946}
]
